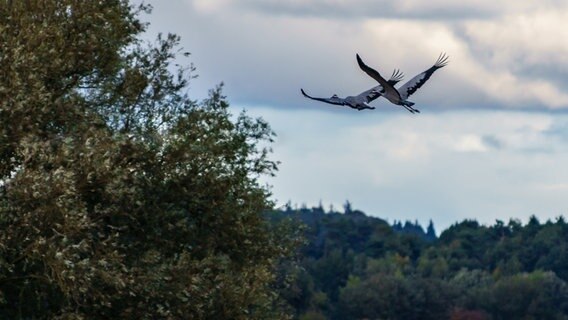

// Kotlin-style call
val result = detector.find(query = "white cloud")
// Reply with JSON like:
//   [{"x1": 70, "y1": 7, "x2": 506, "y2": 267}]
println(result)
[
  {"x1": 250, "y1": 107, "x2": 568, "y2": 231},
  {"x1": 461, "y1": 9, "x2": 568, "y2": 108},
  {"x1": 190, "y1": 0, "x2": 567, "y2": 20},
  {"x1": 191, "y1": 0, "x2": 232, "y2": 13},
  {"x1": 454, "y1": 135, "x2": 488, "y2": 152},
  {"x1": 144, "y1": 1, "x2": 568, "y2": 111},
  {"x1": 361, "y1": 17, "x2": 568, "y2": 109},
  {"x1": 464, "y1": 10, "x2": 568, "y2": 69}
]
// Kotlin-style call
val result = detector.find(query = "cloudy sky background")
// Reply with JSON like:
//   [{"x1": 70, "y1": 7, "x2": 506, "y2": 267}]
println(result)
[{"x1": 140, "y1": 0, "x2": 568, "y2": 231}]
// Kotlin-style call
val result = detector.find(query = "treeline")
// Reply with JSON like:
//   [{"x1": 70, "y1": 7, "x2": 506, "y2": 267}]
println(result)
[{"x1": 270, "y1": 206, "x2": 568, "y2": 319}]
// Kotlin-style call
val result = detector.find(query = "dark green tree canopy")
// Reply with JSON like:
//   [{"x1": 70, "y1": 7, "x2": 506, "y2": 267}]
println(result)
[
  {"x1": 0, "y1": 1, "x2": 299, "y2": 318},
  {"x1": 273, "y1": 206, "x2": 568, "y2": 320}
]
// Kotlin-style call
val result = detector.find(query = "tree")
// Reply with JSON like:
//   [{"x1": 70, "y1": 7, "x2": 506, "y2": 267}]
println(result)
[
  {"x1": 338, "y1": 273, "x2": 452, "y2": 320},
  {"x1": 426, "y1": 219, "x2": 437, "y2": 240},
  {"x1": 0, "y1": 1, "x2": 299, "y2": 318},
  {"x1": 489, "y1": 271, "x2": 568, "y2": 319},
  {"x1": 450, "y1": 309, "x2": 490, "y2": 320},
  {"x1": 343, "y1": 200, "x2": 352, "y2": 214}
]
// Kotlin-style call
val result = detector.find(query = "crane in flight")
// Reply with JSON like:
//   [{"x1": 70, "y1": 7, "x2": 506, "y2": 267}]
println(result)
[
  {"x1": 300, "y1": 69, "x2": 404, "y2": 111},
  {"x1": 356, "y1": 53, "x2": 449, "y2": 113}
]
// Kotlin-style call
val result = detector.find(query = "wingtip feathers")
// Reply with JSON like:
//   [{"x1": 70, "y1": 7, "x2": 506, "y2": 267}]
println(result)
[
  {"x1": 435, "y1": 52, "x2": 449, "y2": 68},
  {"x1": 389, "y1": 68, "x2": 404, "y2": 82}
]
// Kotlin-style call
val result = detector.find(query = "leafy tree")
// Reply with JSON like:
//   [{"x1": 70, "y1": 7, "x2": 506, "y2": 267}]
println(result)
[
  {"x1": 417, "y1": 249, "x2": 449, "y2": 278},
  {"x1": 449, "y1": 269, "x2": 495, "y2": 311},
  {"x1": 338, "y1": 273, "x2": 452, "y2": 320},
  {"x1": 449, "y1": 308, "x2": 490, "y2": 320},
  {"x1": 0, "y1": 1, "x2": 299, "y2": 318},
  {"x1": 299, "y1": 310, "x2": 327, "y2": 320},
  {"x1": 489, "y1": 271, "x2": 568, "y2": 319},
  {"x1": 269, "y1": 196, "x2": 568, "y2": 319},
  {"x1": 308, "y1": 248, "x2": 353, "y2": 302}
]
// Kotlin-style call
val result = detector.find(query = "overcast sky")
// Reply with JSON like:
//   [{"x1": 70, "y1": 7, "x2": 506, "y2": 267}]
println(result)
[{"x1": 140, "y1": 0, "x2": 568, "y2": 231}]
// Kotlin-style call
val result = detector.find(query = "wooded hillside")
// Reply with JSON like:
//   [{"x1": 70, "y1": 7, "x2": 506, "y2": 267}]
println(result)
[{"x1": 272, "y1": 206, "x2": 568, "y2": 319}]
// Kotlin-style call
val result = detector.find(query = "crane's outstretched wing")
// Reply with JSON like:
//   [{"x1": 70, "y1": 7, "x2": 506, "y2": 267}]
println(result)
[
  {"x1": 355, "y1": 87, "x2": 381, "y2": 103},
  {"x1": 301, "y1": 67, "x2": 404, "y2": 105},
  {"x1": 358, "y1": 69, "x2": 405, "y2": 102},
  {"x1": 301, "y1": 89, "x2": 345, "y2": 106},
  {"x1": 356, "y1": 54, "x2": 402, "y2": 101},
  {"x1": 398, "y1": 53, "x2": 449, "y2": 100}
]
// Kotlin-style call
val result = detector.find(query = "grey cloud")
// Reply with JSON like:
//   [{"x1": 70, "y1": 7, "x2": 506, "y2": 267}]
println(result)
[
  {"x1": 255, "y1": 108, "x2": 568, "y2": 232},
  {"x1": 514, "y1": 65, "x2": 568, "y2": 94},
  {"x1": 459, "y1": 11, "x2": 568, "y2": 109},
  {"x1": 142, "y1": 0, "x2": 568, "y2": 112},
  {"x1": 237, "y1": 0, "x2": 497, "y2": 20},
  {"x1": 228, "y1": 0, "x2": 568, "y2": 21},
  {"x1": 482, "y1": 135, "x2": 504, "y2": 150},
  {"x1": 187, "y1": 0, "x2": 568, "y2": 20},
  {"x1": 544, "y1": 120, "x2": 568, "y2": 141}
]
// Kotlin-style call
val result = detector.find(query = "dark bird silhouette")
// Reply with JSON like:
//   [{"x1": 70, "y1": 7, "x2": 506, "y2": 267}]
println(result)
[
  {"x1": 301, "y1": 69, "x2": 404, "y2": 111},
  {"x1": 356, "y1": 53, "x2": 449, "y2": 113}
]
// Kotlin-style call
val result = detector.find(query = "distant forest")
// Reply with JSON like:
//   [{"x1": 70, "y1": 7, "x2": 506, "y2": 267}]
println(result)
[{"x1": 269, "y1": 203, "x2": 568, "y2": 320}]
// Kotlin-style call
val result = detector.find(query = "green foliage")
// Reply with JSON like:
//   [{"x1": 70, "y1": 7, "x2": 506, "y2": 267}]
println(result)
[
  {"x1": 272, "y1": 207, "x2": 568, "y2": 319},
  {"x1": 338, "y1": 273, "x2": 452, "y2": 320},
  {"x1": 488, "y1": 271, "x2": 568, "y2": 319},
  {"x1": 0, "y1": 1, "x2": 300, "y2": 318}
]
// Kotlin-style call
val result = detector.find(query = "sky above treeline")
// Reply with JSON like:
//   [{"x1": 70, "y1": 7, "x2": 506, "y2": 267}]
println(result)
[{"x1": 139, "y1": 0, "x2": 568, "y2": 231}]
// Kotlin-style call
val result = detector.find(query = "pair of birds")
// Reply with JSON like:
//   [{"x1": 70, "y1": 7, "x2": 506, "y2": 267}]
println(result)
[{"x1": 301, "y1": 53, "x2": 449, "y2": 113}]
